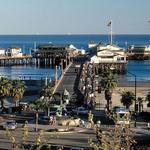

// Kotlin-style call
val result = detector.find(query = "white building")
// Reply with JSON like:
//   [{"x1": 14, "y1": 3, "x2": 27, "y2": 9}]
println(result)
[
  {"x1": 90, "y1": 44, "x2": 127, "y2": 63},
  {"x1": 88, "y1": 41, "x2": 98, "y2": 48},
  {"x1": 6, "y1": 47, "x2": 23, "y2": 57},
  {"x1": 67, "y1": 44, "x2": 86, "y2": 56},
  {"x1": 127, "y1": 45, "x2": 150, "y2": 55},
  {"x1": 0, "y1": 48, "x2": 6, "y2": 56}
]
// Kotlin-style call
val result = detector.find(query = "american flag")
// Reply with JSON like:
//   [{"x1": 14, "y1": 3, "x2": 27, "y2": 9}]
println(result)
[{"x1": 107, "y1": 21, "x2": 112, "y2": 27}]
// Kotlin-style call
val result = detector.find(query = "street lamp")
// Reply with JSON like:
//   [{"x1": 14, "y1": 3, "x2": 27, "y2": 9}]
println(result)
[{"x1": 127, "y1": 71, "x2": 137, "y2": 127}]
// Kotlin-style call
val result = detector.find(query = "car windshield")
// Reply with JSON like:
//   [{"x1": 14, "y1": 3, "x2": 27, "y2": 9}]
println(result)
[
  {"x1": 79, "y1": 107, "x2": 85, "y2": 110},
  {"x1": 6, "y1": 121, "x2": 15, "y2": 125}
]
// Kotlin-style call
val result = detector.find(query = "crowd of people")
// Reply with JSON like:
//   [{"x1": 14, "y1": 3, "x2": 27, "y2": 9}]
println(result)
[
  {"x1": 80, "y1": 62, "x2": 96, "y2": 109},
  {"x1": 49, "y1": 115, "x2": 57, "y2": 126}
]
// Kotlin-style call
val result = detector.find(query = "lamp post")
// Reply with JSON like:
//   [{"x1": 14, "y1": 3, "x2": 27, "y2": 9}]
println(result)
[{"x1": 127, "y1": 71, "x2": 137, "y2": 127}]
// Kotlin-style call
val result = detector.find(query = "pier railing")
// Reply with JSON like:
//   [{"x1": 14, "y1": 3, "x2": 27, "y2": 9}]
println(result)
[
  {"x1": 0, "y1": 74, "x2": 55, "y2": 81},
  {"x1": 53, "y1": 62, "x2": 73, "y2": 94}
]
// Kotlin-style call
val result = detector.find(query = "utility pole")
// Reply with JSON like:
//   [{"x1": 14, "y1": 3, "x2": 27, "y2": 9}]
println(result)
[{"x1": 127, "y1": 71, "x2": 137, "y2": 127}]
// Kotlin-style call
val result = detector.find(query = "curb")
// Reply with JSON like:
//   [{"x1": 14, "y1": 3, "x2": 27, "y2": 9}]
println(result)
[{"x1": 28, "y1": 126, "x2": 87, "y2": 135}]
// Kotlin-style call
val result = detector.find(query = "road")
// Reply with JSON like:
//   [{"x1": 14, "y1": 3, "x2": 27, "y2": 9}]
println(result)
[
  {"x1": 1, "y1": 123, "x2": 150, "y2": 150},
  {"x1": 0, "y1": 126, "x2": 96, "y2": 150},
  {"x1": 0, "y1": 115, "x2": 150, "y2": 150}
]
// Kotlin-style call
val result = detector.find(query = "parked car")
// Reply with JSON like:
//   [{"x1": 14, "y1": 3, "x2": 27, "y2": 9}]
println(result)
[
  {"x1": 3, "y1": 120, "x2": 17, "y2": 130},
  {"x1": 50, "y1": 106, "x2": 69, "y2": 117},
  {"x1": 39, "y1": 116, "x2": 50, "y2": 124},
  {"x1": 70, "y1": 147, "x2": 81, "y2": 150},
  {"x1": 72, "y1": 107, "x2": 89, "y2": 115},
  {"x1": 115, "y1": 107, "x2": 130, "y2": 125}
]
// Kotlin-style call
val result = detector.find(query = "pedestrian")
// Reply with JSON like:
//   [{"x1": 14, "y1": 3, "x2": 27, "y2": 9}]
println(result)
[
  {"x1": 147, "y1": 122, "x2": 150, "y2": 131},
  {"x1": 11, "y1": 136, "x2": 16, "y2": 148},
  {"x1": 53, "y1": 115, "x2": 57, "y2": 126},
  {"x1": 49, "y1": 115, "x2": 53, "y2": 125},
  {"x1": 96, "y1": 128, "x2": 102, "y2": 144},
  {"x1": 80, "y1": 119, "x2": 85, "y2": 127}
]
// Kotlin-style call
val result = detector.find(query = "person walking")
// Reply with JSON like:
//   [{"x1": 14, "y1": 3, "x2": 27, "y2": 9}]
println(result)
[
  {"x1": 147, "y1": 122, "x2": 150, "y2": 131},
  {"x1": 11, "y1": 136, "x2": 16, "y2": 148}
]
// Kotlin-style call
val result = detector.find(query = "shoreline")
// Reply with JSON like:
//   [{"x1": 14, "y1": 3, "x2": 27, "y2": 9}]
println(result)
[{"x1": 118, "y1": 80, "x2": 150, "y2": 87}]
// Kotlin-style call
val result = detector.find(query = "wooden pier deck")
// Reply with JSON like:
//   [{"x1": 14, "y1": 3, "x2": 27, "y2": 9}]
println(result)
[
  {"x1": 55, "y1": 61, "x2": 83, "y2": 102},
  {"x1": 0, "y1": 55, "x2": 33, "y2": 66},
  {"x1": 55, "y1": 63, "x2": 78, "y2": 94},
  {"x1": 0, "y1": 55, "x2": 32, "y2": 60}
]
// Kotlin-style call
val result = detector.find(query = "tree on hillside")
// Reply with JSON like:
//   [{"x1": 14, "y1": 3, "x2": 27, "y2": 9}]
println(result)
[
  {"x1": 11, "y1": 80, "x2": 26, "y2": 107},
  {"x1": 0, "y1": 77, "x2": 12, "y2": 109},
  {"x1": 121, "y1": 91, "x2": 135, "y2": 109}
]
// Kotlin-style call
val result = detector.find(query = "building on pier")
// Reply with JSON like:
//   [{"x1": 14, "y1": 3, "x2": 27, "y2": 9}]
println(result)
[
  {"x1": 31, "y1": 44, "x2": 79, "y2": 67},
  {"x1": 5, "y1": 46, "x2": 23, "y2": 57},
  {"x1": 0, "y1": 48, "x2": 6, "y2": 56},
  {"x1": 90, "y1": 43, "x2": 128, "y2": 73},
  {"x1": 0, "y1": 46, "x2": 23, "y2": 57},
  {"x1": 0, "y1": 46, "x2": 32, "y2": 66},
  {"x1": 127, "y1": 45, "x2": 150, "y2": 60}
]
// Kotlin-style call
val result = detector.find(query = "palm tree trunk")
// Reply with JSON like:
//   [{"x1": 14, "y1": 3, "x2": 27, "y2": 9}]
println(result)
[
  {"x1": 47, "y1": 107, "x2": 50, "y2": 116},
  {"x1": 15, "y1": 101, "x2": 17, "y2": 107},
  {"x1": 0, "y1": 98, "x2": 4, "y2": 109},
  {"x1": 35, "y1": 111, "x2": 39, "y2": 132},
  {"x1": 107, "y1": 100, "x2": 110, "y2": 111},
  {"x1": 105, "y1": 89, "x2": 112, "y2": 112}
]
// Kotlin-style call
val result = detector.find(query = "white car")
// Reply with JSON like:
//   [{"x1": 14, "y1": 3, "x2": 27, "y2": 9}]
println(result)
[
  {"x1": 72, "y1": 107, "x2": 89, "y2": 115},
  {"x1": 3, "y1": 120, "x2": 17, "y2": 130}
]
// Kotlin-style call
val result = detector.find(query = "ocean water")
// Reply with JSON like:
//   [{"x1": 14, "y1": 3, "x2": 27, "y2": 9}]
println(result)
[
  {"x1": 0, "y1": 34, "x2": 150, "y2": 81},
  {"x1": 0, "y1": 34, "x2": 150, "y2": 52}
]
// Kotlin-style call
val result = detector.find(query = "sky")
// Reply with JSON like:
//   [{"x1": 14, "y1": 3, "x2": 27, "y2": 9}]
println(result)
[{"x1": 0, "y1": 0, "x2": 150, "y2": 34}]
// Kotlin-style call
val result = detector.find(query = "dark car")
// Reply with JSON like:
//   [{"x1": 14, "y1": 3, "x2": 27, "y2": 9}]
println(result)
[{"x1": 38, "y1": 116, "x2": 50, "y2": 124}]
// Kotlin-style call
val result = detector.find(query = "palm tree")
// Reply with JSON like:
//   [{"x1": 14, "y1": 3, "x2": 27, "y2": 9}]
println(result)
[
  {"x1": 29, "y1": 98, "x2": 48, "y2": 132},
  {"x1": 11, "y1": 80, "x2": 26, "y2": 107},
  {"x1": 40, "y1": 84, "x2": 54, "y2": 116},
  {"x1": 146, "y1": 91, "x2": 150, "y2": 107},
  {"x1": 0, "y1": 77, "x2": 12, "y2": 109},
  {"x1": 33, "y1": 98, "x2": 48, "y2": 111},
  {"x1": 121, "y1": 91, "x2": 135, "y2": 109},
  {"x1": 101, "y1": 70, "x2": 117, "y2": 90},
  {"x1": 105, "y1": 89, "x2": 112, "y2": 111},
  {"x1": 101, "y1": 70, "x2": 117, "y2": 111}
]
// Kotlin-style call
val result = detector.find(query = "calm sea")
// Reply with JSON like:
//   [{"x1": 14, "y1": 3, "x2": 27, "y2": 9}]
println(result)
[{"x1": 0, "y1": 34, "x2": 150, "y2": 81}]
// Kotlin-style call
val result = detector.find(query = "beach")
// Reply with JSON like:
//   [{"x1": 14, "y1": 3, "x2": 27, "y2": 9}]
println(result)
[{"x1": 95, "y1": 80, "x2": 150, "y2": 111}]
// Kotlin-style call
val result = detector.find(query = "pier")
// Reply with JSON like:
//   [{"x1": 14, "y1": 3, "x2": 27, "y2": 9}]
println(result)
[
  {"x1": 94, "y1": 61, "x2": 128, "y2": 74},
  {"x1": 0, "y1": 55, "x2": 33, "y2": 66},
  {"x1": 53, "y1": 57, "x2": 85, "y2": 105},
  {"x1": 0, "y1": 44, "x2": 73, "y2": 68},
  {"x1": 32, "y1": 44, "x2": 72, "y2": 68}
]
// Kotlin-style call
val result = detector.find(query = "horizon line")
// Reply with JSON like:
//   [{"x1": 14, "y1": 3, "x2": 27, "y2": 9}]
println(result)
[{"x1": 0, "y1": 33, "x2": 150, "y2": 36}]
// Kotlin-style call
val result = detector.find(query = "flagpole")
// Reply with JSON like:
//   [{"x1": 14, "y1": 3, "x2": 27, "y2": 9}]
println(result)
[{"x1": 110, "y1": 20, "x2": 112, "y2": 45}]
